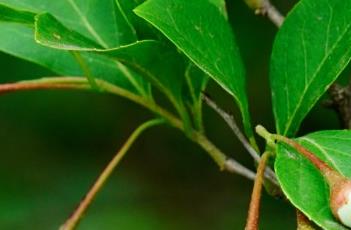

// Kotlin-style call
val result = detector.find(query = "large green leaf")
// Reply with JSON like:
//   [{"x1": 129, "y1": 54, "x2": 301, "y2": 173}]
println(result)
[
  {"x1": 270, "y1": 0, "x2": 351, "y2": 136},
  {"x1": 134, "y1": 0, "x2": 255, "y2": 139},
  {"x1": 0, "y1": 3, "x2": 150, "y2": 97},
  {"x1": 275, "y1": 130, "x2": 351, "y2": 230}
]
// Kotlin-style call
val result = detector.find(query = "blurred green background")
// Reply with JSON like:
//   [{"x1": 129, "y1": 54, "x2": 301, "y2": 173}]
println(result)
[{"x1": 0, "y1": 0, "x2": 349, "y2": 229}]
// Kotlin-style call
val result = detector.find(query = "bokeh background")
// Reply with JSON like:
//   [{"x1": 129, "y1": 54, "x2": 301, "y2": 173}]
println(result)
[{"x1": 0, "y1": 0, "x2": 349, "y2": 229}]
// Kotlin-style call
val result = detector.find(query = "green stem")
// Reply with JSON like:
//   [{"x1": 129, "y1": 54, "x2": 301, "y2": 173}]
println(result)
[
  {"x1": 71, "y1": 51, "x2": 98, "y2": 90},
  {"x1": 0, "y1": 77, "x2": 257, "y2": 180},
  {"x1": 59, "y1": 118, "x2": 165, "y2": 230},
  {"x1": 255, "y1": 125, "x2": 276, "y2": 149}
]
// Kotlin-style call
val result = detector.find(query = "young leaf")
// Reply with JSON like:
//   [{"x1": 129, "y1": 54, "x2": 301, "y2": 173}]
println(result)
[
  {"x1": 270, "y1": 0, "x2": 351, "y2": 136},
  {"x1": 275, "y1": 130, "x2": 351, "y2": 230},
  {"x1": 134, "y1": 0, "x2": 255, "y2": 140},
  {"x1": 35, "y1": 13, "x2": 103, "y2": 50},
  {"x1": 0, "y1": 13, "x2": 150, "y2": 99},
  {"x1": 0, "y1": 0, "x2": 137, "y2": 47}
]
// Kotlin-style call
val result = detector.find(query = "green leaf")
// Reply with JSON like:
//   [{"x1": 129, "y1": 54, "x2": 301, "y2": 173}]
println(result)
[
  {"x1": 134, "y1": 0, "x2": 255, "y2": 140},
  {"x1": 275, "y1": 130, "x2": 351, "y2": 230},
  {"x1": 33, "y1": 12, "x2": 191, "y2": 130},
  {"x1": 0, "y1": 0, "x2": 137, "y2": 47},
  {"x1": 0, "y1": 3, "x2": 35, "y2": 24},
  {"x1": 116, "y1": 0, "x2": 155, "y2": 40},
  {"x1": 0, "y1": 5, "x2": 150, "y2": 97},
  {"x1": 35, "y1": 13, "x2": 103, "y2": 50},
  {"x1": 0, "y1": 23, "x2": 150, "y2": 96},
  {"x1": 270, "y1": 0, "x2": 351, "y2": 136},
  {"x1": 103, "y1": 42, "x2": 193, "y2": 132}
]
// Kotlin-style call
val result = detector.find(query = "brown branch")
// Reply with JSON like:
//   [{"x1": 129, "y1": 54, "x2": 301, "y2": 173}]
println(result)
[
  {"x1": 325, "y1": 82, "x2": 351, "y2": 129},
  {"x1": 245, "y1": 151, "x2": 271, "y2": 230},
  {"x1": 0, "y1": 81, "x2": 90, "y2": 94},
  {"x1": 202, "y1": 93, "x2": 260, "y2": 162},
  {"x1": 202, "y1": 94, "x2": 279, "y2": 185}
]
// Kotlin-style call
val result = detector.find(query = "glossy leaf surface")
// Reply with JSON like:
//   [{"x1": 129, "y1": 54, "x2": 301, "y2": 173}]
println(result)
[
  {"x1": 134, "y1": 0, "x2": 254, "y2": 139},
  {"x1": 271, "y1": 0, "x2": 351, "y2": 136}
]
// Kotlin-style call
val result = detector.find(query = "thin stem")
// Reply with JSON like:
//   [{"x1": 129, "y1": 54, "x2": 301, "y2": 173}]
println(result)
[
  {"x1": 0, "y1": 77, "x2": 260, "y2": 182},
  {"x1": 203, "y1": 94, "x2": 260, "y2": 162},
  {"x1": 203, "y1": 96, "x2": 278, "y2": 184},
  {"x1": 185, "y1": 65, "x2": 204, "y2": 132},
  {"x1": 261, "y1": 0, "x2": 284, "y2": 27},
  {"x1": 192, "y1": 131, "x2": 256, "y2": 180},
  {"x1": 0, "y1": 79, "x2": 90, "y2": 94},
  {"x1": 59, "y1": 118, "x2": 165, "y2": 230},
  {"x1": 245, "y1": 151, "x2": 271, "y2": 230},
  {"x1": 71, "y1": 51, "x2": 98, "y2": 89},
  {"x1": 255, "y1": 125, "x2": 276, "y2": 149},
  {"x1": 244, "y1": 0, "x2": 284, "y2": 27}
]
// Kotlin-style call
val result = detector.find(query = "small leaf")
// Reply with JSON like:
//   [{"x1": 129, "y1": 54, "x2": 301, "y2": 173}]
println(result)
[
  {"x1": 35, "y1": 13, "x2": 102, "y2": 50},
  {"x1": 275, "y1": 130, "x2": 351, "y2": 230},
  {"x1": 134, "y1": 0, "x2": 255, "y2": 140},
  {"x1": 0, "y1": 3, "x2": 35, "y2": 24},
  {"x1": 0, "y1": 4, "x2": 150, "y2": 97},
  {"x1": 270, "y1": 0, "x2": 351, "y2": 136}
]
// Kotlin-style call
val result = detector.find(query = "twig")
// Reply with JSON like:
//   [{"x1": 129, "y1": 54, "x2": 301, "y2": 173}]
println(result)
[
  {"x1": 245, "y1": 151, "x2": 271, "y2": 230},
  {"x1": 202, "y1": 93, "x2": 260, "y2": 162},
  {"x1": 202, "y1": 94, "x2": 278, "y2": 185},
  {"x1": 191, "y1": 131, "x2": 257, "y2": 180},
  {"x1": 224, "y1": 158, "x2": 255, "y2": 180},
  {"x1": 261, "y1": 0, "x2": 284, "y2": 27},
  {"x1": 59, "y1": 119, "x2": 165, "y2": 230},
  {"x1": 244, "y1": 0, "x2": 285, "y2": 27},
  {"x1": 0, "y1": 79, "x2": 90, "y2": 94},
  {"x1": 325, "y1": 82, "x2": 351, "y2": 129}
]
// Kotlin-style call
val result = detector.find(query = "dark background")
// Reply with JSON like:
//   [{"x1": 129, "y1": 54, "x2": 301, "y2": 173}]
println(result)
[{"x1": 0, "y1": 0, "x2": 348, "y2": 229}]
